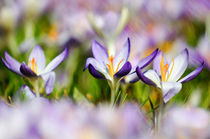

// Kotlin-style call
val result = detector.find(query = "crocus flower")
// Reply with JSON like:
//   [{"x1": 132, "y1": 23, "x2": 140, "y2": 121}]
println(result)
[
  {"x1": 1, "y1": 45, "x2": 69, "y2": 95},
  {"x1": 136, "y1": 49, "x2": 204, "y2": 103},
  {"x1": 84, "y1": 38, "x2": 132, "y2": 82}
]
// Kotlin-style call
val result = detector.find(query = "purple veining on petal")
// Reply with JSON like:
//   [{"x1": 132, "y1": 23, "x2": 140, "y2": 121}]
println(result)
[
  {"x1": 114, "y1": 61, "x2": 132, "y2": 78},
  {"x1": 136, "y1": 67, "x2": 156, "y2": 86},
  {"x1": 179, "y1": 62, "x2": 204, "y2": 83},
  {"x1": 20, "y1": 63, "x2": 38, "y2": 77},
  {"x1": 91, "y1": 40, "x2": 109, "y2": 63},
  {"x1": 113, "y1": 38, "x2": 131, "y2": 71},
  {"x1": 138, "y1": 48, "x2": 159, "y2": 69},
  {"x1": 42, "y1": 48, "x2": 69, "y2": 74},
  {"x1": 88, "y1": 64, "x2": 105, "y2": 79}
]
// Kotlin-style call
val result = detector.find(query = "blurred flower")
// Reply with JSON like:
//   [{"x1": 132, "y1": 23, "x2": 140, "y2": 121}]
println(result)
[
  {"x1": 84, "y1": 38, "x2": 131, "y2": 82},
  {"x1": 136, "y1": 49, "x2": 204, "y2": 103},
  {"x1": 161, "y1": 106, "x2": 210, "y2": 139},
  {"x1": 1, "y1": 45, "x2": 69, "y2": 95},
  {"x1": 0, "y1": 0, "x2": 21, "y2": 31},
  {"x1": 88, "y1": 8, "x2": 129, "y2": 41},
  {"x1": 0, "y1": 99, "x2": 151, "y2": 138}
]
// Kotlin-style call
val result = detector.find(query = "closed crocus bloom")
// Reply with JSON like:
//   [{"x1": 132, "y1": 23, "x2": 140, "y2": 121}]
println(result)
[
  {"x1": 1, "y1": 45, "x2": 69, "y2": 95},
  {"x1": 136, "y1": 49, "x2": 204, "y2": 103},
  {"x1": 84, "y1": 38, "x2": 132, "y2": 82}
]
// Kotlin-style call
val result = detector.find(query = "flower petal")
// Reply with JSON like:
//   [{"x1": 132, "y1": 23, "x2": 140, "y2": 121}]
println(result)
[
  {"x1": 138, "y1": 48, "x2": 159, "y2": 69},
  {"x1": 88, "y1": 64, "x2": 105, "y2": 79},
  {"x1": 14, "y1": 85, "x2": 36, "y2": 101},
  {"x1": 113, "y1": 38, "x2": 130, "y2": 71},
  {"x1": 153, "y1": 51, "x2": 167, "y2": 77},
  {"x1": 42, "y1": 48, "x2": 69, "y2": 74},
  {"x1": 28, "y1": 45, "x2": 46, "y2": 73},
  {"x1": 114, "y1": 62, "x2": 132, "y2": 78},
  {"x1": 167, "y1": 48, "x2": 189, "y2": 82},
  {"x1": 124, "y1": 72, "x2": 139, "y2": 83},
  {"x1": 91, "y1": 40, "x2": 108, "y2": 63},
  {"x1": 136, "y1": 67, "x2": 160, "y2": 87},
  {"x1": 162, "y1": 82, "x2": 182, "y2": 103},
  {"x1": 20, "y1": 62, "x2": 37, "y2": 77},
  {"x1": 178, "y1": 62, "x2": 204, "y2": 83},
  {"x1": 2, "y1": 52, "x2": 22, "y2": 75},
  {"x1": 84, "y1": 57, "x2": 107, "y2": 75},
  {"x1": 42, "y1": 72, "x2": 56, "y2": 95}
]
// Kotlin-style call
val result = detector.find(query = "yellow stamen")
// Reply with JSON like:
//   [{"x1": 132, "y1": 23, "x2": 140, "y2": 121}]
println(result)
[
  {"x1": 106, "y1": 55, "x2": 114, "y2": 77},
  {"x1": 166, "y1": 58, "x2": 174, "y2": 81},
  {"x1": 28, "y1": 58, "x2": 38, "y2": 74},
  {"x1": 160, "y1": 56, "x2": 168, "y2": 81},
  {"x1": 116, "y1": 58, "x2": 124, "y2": 72},
  {"x1": 106, "y1": 53, "x2": 124, "y2": 77}
]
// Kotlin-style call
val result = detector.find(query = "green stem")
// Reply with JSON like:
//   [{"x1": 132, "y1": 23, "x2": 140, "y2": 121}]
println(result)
[
  {"x1": 109, "y1": 80, "x2": 120, "y2": 107},
  {"x1": 34, "y1": 79, "x2": 40, "y2": 97}
]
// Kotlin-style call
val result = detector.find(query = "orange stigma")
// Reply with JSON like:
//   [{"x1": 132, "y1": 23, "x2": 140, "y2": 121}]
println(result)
[
  {"x1": 106, "y1": 52, "x2": 124, "y2": 77},
  {"x1": 160, "y1": 56, "x2": 174, "y2": 81},
  {"x1": 28, "y1": 58, "x2": 38, "y2": 74}
]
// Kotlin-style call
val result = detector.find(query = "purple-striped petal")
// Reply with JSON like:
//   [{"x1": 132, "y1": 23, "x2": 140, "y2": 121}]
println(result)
[
  {"x1": 179, "y1": 62, "x2": 204, "y2": 83},
  {"x1": 136, "y1": 67, "x2": 156, "y2": 86},
  {"x1": 1, "y1": 52, "x2": 22, "y2": 75},
  {"x1": 28, "y1": 45, "x2": 46, "y2": 73},
  {"x1": 42, "y1": 72, "x2": 56, "y2": 95},
  {"x1": 88, "y1": 64, "x2": 105, "y2": 79},
  {"x1": 167, "y1": 48, "x2": 189, "y2": 82},
  {"x1": 42, "y1": 48, "x2": 69, "y2": 74},
  {"x1": 138, "y1": 48, "x2": 159, "y2": 69},
  {"x1": 114, "y1": 62, "x2": 132, "y2": 78},
  {"x1": 20, "y1": 62, "x2": 38, "y2": 77},
  {"x1": 113, "y1": 38, "x2": 130, "y2": 72},
  {"x1": 162, "y1": 82, "x2": 182, "y2": 103},
  {"x1": 91, "y1": 40, "x2": 108, "y2": 63}
]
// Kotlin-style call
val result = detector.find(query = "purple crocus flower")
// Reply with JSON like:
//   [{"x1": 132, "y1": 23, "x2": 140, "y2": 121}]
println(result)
[
  {"x1": 1, "y1": 45, "x2": 69, "y2": 95},
  {"x1": 136, "y1": 49, "x2": 204, "y2": 103},
  {"x1": 84, "y1": 38, "x2": 132, "y2": 81}
]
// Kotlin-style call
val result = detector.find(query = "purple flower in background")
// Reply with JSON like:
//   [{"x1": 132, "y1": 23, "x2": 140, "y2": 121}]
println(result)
[
  {"x1": 1, "y1": 45, "x2": 69, "y2": 95},
  {"x1": 161, "y1": 107, "x2": 210, "y2": 139},
  {"x1": 136, "y1": 49, "x2": 204, "y2": 103},
  {"x1": 84, "y1": 38, "x2": 132, "y2": 81}
]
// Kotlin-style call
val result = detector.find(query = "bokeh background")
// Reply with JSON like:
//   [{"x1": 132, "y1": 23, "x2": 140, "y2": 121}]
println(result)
[{"x1": 0, "y1": 0, "x2": 209, "y2": 111}]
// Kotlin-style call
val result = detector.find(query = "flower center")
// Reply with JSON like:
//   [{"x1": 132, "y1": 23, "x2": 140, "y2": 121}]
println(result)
[
  {"x1": 160, "y1": 56, "x2": 174, "y2": 81},
  {"x1": 28, "y1": 58, "x2": 38, "y2": 74},
  {"x1": 106, "y1": 53, "x2": 124, "y2": 77}
]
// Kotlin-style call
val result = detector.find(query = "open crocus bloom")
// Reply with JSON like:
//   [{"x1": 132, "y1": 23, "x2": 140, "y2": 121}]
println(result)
[
  {"x1": 2, "y1": 45, "x2": 69, "y2": 94},
  {"x1": 136, "y1": 49, "x2": 204, "y2": 103},
  {"x1": 84, "y1": 38, "x2": 132, "y2": 81}
]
